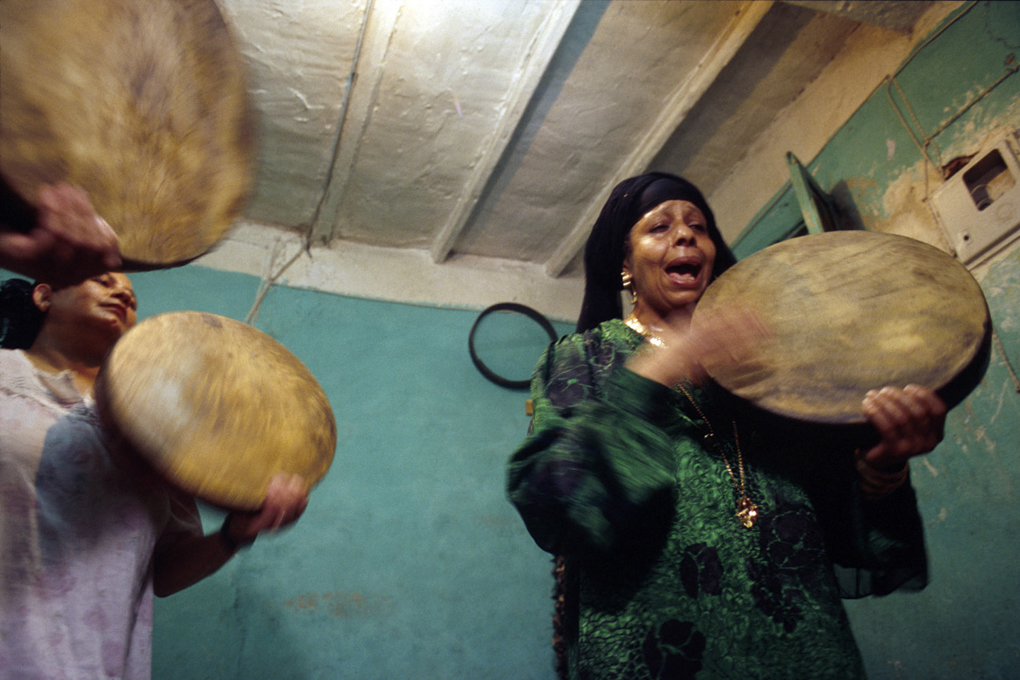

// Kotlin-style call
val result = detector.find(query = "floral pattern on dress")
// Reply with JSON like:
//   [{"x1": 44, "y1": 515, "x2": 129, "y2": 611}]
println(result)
[
  {"x1": 679, "y1": 543, "x2": 722, "y2": 598},
  {"x1": 642, "y1": 620, "x2": 706, "y2": 680},
  {"x1": 746, "y1": 501, "x2": 831, "y2": 633}
]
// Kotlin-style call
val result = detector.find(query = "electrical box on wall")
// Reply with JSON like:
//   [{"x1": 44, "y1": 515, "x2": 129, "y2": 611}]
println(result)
[{"x1": 931, "y1": 128, "x2": 1020, "y2": 266}]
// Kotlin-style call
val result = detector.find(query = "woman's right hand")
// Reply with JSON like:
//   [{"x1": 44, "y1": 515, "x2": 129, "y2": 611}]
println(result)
[{"x1": 627, "y1": 306, "x2": 770, "y2": 388}]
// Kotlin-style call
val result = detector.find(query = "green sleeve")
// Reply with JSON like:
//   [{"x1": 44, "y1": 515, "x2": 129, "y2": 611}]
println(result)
[
  {"x1": 507, "y1": 333, "x2": 683, "y2": 556},
  {"x1": 784, "y1": 423, "x2": 928, "y2": 597}
]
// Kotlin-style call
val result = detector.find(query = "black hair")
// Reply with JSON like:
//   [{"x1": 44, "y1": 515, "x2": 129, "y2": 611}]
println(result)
[
  {"x1": 0, "y1": 278, "x2": 44, "y2": 349},
  {"x1": 576, "y1": 172, "x2": 736, "y2": 333}
]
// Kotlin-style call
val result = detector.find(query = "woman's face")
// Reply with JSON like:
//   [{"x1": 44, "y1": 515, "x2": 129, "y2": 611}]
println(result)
[
  {"x1": 623, "y1": 200, "x2": 716, "y2": 317},
  {"x1": 36, "y1": 272, "x2": 138, "y2": 340}
]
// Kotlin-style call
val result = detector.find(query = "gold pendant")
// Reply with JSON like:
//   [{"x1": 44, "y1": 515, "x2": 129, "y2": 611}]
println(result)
[{"x1": 736, "y1": 496, "x2": 759, "y2": 529}]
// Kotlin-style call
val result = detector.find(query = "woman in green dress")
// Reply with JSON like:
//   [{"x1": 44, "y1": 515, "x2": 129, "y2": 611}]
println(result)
[{"x1": 507, "y1": 172, "x2": 945, "y2": 680}]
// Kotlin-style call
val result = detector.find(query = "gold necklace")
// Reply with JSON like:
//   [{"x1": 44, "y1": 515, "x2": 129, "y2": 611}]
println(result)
[
  {"x1": 623, "y1": 314, "x2": 666, "y2": 348},
  {"x1": 623, "y1": 314, "x2": 759, "y2": 528},
  {"x1": 676, "y1": 383, "x2": 759, "y2": 529}
]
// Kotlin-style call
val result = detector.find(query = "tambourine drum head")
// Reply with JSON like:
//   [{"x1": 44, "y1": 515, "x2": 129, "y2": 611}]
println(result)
[
  {"x1": 0, "y1": 0, "x2": 255, "y2": 267},
  {"x1": 694, "y1": 231, "x2": 990, "y2": 424},
  {"x1": 98, "y1": 312, "x2": 336, "y2": 510}
]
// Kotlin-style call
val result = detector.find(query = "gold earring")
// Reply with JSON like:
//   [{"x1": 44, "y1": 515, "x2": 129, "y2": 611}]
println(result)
[{"x1": 621, "y1": 271, "x2": 637, "y2": 305}]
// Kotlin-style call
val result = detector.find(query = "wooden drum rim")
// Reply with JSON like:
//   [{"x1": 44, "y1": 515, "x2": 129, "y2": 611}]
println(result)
[
  {"x1": 0, "y1": 0, "x2": 256, "y2": 268},
  {"x1": 693, "y1": 231, "x2": 991, "y2": 425},
  {"x1": 97, "y1": 312, "x2": 336, "y2": 510}
]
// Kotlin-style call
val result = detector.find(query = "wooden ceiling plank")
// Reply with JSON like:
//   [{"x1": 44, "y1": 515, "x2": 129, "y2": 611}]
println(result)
[
  {"x1": 309, "y1": 0, "x2": 403, "y2": 244},
  {"x1": 544, "y1": 0, "x2": 775, "y2": 278},
  {"x1": 780, "y1": 1, "x2": 928, "y2": 34},
  {"x1": 428, "y1": 0, "x2": 583, "y2": 263}
]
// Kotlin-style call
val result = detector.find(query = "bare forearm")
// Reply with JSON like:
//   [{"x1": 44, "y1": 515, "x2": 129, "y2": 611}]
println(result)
[
  {"x1": 152, "y1": 475, "x2": 309, "y2": 597},
  {"x1": 152, "y1": 530, "x2": 236, "y2": 597}
]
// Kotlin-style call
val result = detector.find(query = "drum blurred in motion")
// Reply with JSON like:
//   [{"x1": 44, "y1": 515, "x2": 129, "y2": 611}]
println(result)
[
  {"x1": 97, "y1": 312, "x2": 336, "y2": 510},
  {"x1": 694, "y1": 231, "x2": 991, "y2": 424},
  {"x1": 0, "y1": 0, "x2": 255, "y2": 268}
]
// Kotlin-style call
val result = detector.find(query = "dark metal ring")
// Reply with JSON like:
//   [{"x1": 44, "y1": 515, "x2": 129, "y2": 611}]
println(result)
[{"x1": 468, "y1": 302, "x2": 558, "y2": 389}]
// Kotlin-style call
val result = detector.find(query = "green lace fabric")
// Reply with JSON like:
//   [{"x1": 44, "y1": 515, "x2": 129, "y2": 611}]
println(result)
[{"x1": 507, "y1": 319, "x2": 927, "y2": 680}]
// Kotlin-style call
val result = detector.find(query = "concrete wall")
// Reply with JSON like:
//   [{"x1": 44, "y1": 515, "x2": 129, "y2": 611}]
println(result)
[{"x1": 713, "y1": 2, "x2": 1020, "y2": 678}]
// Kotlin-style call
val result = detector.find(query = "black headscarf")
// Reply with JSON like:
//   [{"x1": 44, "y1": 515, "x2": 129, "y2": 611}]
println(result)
[
  {"x1": 0, "y1": 278, "x2": 44, "y2": 349},
  {"x1": 576, "y1": 172, "x2": 736, "y2": 333}
]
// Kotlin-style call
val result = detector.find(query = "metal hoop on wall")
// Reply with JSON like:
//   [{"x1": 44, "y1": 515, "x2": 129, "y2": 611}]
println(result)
[{"x1": 468, "y1": 302, "x2": 558, "y2": 389}]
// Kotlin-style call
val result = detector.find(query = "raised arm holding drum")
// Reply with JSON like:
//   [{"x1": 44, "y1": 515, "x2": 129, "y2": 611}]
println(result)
[
  {"x1": 0, "y1": 272, "x2": 309, "y2": 679},
  {"x1": 507, "y1": 173, "x2": 945, "y2": 680},
  {"x1": 0, "y1": 1, "x2": 320, "y2": 675}
]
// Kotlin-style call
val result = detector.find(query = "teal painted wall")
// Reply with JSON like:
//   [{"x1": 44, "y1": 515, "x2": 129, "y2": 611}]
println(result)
[
  {"x1": 733, "y1": 3, "x2": 1020, "y2": 678},
  {"x1": 118, "y1": 266, "x2": 572, "y2": 679},
  {"x1": 844, "y1": 251, "x2": 1020, "y2": 679}
]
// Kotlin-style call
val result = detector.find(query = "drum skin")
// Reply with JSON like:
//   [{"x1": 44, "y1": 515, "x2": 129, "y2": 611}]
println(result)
[
  {"x1": 0, "y1": 0, "x2": 255, "y2": 267},
  {"x1": 96, "y1": 312, "x2": 336, "y2": 510},
  {"x1": 694, "y1": 231, "x2": 991, "y2": 424}
]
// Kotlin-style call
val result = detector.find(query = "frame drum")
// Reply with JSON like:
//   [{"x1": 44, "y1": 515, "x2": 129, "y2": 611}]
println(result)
[
  {"x1": 96, "y1": 312, "x2": 336, "y2": 510},
  {"x1": 0, "y1": 0, "x2": 255, "y2": 268},
  {"x1": 693, "y1": 231, "x2": 991, "y2": 424}
]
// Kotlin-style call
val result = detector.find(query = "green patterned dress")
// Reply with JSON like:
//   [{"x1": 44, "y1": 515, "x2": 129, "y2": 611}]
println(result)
[{"x1": 507, "y1": 319, "x2": 927, "y2": 680}]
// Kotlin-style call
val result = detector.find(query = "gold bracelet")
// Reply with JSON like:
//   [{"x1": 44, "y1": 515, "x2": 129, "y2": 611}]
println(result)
[{"x1": 854, "y1": 450, "x2": 909, "y2": 500}]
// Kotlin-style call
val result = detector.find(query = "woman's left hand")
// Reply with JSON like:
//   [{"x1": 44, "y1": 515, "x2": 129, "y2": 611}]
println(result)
[
  {"x1": 225, "y1": 473, "x2": 310, "y2": 543},
  {"x1": 861, "y1": 385, "x2": 947, "y2": 470}
]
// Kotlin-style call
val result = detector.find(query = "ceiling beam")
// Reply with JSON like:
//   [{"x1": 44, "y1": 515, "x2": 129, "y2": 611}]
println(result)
[
  {"x1": 428, "y1": 0, "x2": 583, "y2": 264},
  {"x1": 780, "y1": 1, "x2": 930, "y2": 34},
  {"x1": 309, "y1": 0, "x2": 403, "y2": 244},
  {"x1": 543, "y1": 0, "x2": 775, "y2": 278}
]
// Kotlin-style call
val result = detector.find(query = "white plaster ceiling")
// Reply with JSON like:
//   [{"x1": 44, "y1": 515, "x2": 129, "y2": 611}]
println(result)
[{"x1": 199, "y1": 0, "x2": 934, "y2": 317}]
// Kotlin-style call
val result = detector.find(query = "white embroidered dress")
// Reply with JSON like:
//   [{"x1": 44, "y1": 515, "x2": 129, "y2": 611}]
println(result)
[{"x1": 0, "y1": 349, "x2": 200, "y2": 680}]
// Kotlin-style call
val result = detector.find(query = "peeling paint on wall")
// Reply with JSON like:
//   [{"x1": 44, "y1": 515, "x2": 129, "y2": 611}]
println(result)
[
  {"x1": 872, "y1": 160, "x2": 951, "y2": 250},
  {"x1": 282, "y1": 591, "x2": 397, "y2": 619}
]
